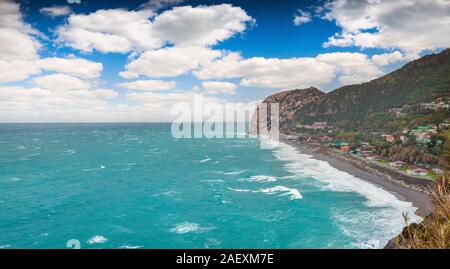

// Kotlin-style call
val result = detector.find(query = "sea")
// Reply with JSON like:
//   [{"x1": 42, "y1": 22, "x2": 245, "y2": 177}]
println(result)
[{"x1": 0, "y1": 123, "x2": 421, "y2": 249}]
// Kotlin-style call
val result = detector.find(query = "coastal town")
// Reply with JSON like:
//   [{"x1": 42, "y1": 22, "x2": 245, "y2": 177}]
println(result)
[{"x1": 283, "y1": 100, "x2": 450, "y2": 181}]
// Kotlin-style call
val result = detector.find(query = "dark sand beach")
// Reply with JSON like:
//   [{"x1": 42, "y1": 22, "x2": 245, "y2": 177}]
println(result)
[{"x1": 280, "y1": 138, "x2": 433, "y2": 217}]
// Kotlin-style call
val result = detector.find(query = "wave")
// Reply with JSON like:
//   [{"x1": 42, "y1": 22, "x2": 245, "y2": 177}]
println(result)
[
  {"x1": 63, "y1": 149, "x2": 77, "y2": 156},
  {"x1": 271, "y1": 140, "x2": 422, "y2": 248},
  {"x1": 87, "y1": 235, "x2": 108, "y2": 245},
  {"x1": 199, "y1": 158, "x2": 212, "y2": 163},
  {"x1": 170, "y1": 222, "x2": 215, "y2": 234},
  {"x1": 223, "y1": 170, "x2": 246, "y2": 175},
  {"x1": 260, "y1": 186, "x2": 303, "y2": 200},
  {"x1": 246, "y1": 175, "x2": 277, "y2": 182},
  {"x1": 200, "y1": 179, "x2": 225, "y2": 183},
  {"x1": 227, "y1": 185, "x2": 303, "y2": 200},
  {"x1": 119, "y1": 245, "x2": 143, "y2": 249}
]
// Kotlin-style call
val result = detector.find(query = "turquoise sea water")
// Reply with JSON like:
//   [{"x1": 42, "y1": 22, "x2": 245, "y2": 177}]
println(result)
[{"x1": 0, "y1": 123, "x2": 421, "y2": 249}]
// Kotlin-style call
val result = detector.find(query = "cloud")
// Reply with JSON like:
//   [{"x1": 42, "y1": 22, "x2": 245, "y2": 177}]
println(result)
[
  {"x1": 39, "y1": 57, "x2": 103, "y2": 79},
  {"x1": 57, "y1": 4, "x2": 254, "y2": 53},
  {"x1": 120, "y1": 46, "x2": 221, "y2": 78},
  {"x1": 152, "y1": 4, "x2": 254, "y2": 47},
  {"x1": 57, "y1": 9, "x2": 156, "y2": 53},
  {"x1": 118, "y1": 79, "x2": 176, "y2": 91},
  {"x1": 0, "y1": 1, "x2": 42, "y2": 82},
  {"x1": 321, "y1": 0, "x2": 450, "y2": 57},
  {"x1": 316, "y1": 52, "x2": 383, "y2": 85},
  {"x1": 40, "y1": 6, "x2": 72, "y2": 17},
  {"x1": 0, "y1": 59, "x2": 41, "y2": 83},
  {"x1": 201, "y1": 81, "x2": 237, "y2": 95},
  {"x1": 32, "y1": 73, "x2": 92, "y2": 91},
  {"x1": 194, "y1": 52, "x2": 336, "y2": 89},
  {"x1": 293, "y1": 9, "x2": 312, "y2": 26},
  {"x1": 0, "y1": 85, "x2": 120, "y2": 123},
  {"x1": 371, "y1": 51, "x2": 404, "y2": 66},
  {"x1": 195, "y1": 51, "x2": 388, "y2": 89}
]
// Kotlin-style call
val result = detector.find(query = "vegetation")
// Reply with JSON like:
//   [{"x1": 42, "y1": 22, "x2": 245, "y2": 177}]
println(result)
[{"x1": 393, "y1": 133, "x2": 450, "y2": 249}]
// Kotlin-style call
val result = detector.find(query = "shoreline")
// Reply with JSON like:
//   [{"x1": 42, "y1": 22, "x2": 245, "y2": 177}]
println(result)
[{"x1": 280, "y1": 138, "x2": 433, "y2": 217}]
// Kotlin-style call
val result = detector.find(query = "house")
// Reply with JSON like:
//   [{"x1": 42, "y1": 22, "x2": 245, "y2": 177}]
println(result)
[
  {"x1": 440, "y1": 121, "x2": 450, "y2": 129},
  {"x1": 285, "y1": 135, "x2": 300, "y2": 141},
  {"x1": 330, "y1": 141, "x2": 349, "y2": 149},
  {"x1": 366, "y1": 155, "x2": 382, "y2": 161},
  {"x1": 407, "y1": 168, "x2": 428, "y2": 176},
  {"x1": 383, "y1": 134, "x2": 395, "y2": 143},
  {"x1": 297, "y1": 122, "x2": 329, "y2": 130},
  {"x1": 313, "y1": 122, "x2": 328, "y2": 129},
  {"x1": 421, "y1": 101, "x2": 450, "y2": 111},
  {"x1": 389, "y1": 161, "x2": 406, "y2": 168},
  {"x1": 432, "y1": 168, "x2": 444, "y2": 175},
  {"x1": 399, "y1": 135, "x2": 407, "y2": 143},
  {"x1": 416, "y1": 137, "x2": 433, "y2": 144}
]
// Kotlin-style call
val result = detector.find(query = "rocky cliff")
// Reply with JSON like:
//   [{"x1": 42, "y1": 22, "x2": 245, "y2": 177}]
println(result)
[{"x1": 250, "y1": 87, "x2": 325, "y2": 133}]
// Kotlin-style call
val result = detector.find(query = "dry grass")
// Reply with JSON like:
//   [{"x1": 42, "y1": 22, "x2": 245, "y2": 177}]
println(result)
[{"x1": 394, "y1": 174, "x2": 450, "y2": 249}]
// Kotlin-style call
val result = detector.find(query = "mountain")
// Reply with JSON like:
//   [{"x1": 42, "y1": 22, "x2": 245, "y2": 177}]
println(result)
[
  {"x1": 251, "y1": 87, "x2": 325, "y2": 132},
  {"x1": 260, "y1": 48, "x2": 450, "y2": 131}
]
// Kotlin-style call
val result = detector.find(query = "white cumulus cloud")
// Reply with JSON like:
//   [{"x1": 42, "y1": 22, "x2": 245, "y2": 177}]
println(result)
[
  {"x1": 39, "y1": 57, "x2": 103, "y2": 79},
  {"x1": 57, "y1": 4, "x2": 254, "y2": 54},
  {"x1": 201, "y1": 81, "x2": 237, "y2": 95},
  {"x1": 0, "y1": 1, "x2": 42, "y2": 82},
  {"x1": 195, "y1": 51, "x2": 390, "y2": 89},
  {"x1": 293, "y1": 9, "x2": 312, "y2": 26},
  {"x1": 120, "y1": 46, "x2": 221, "y2": 78},
  {"x1": 321, "y1": 0, "x2": 450, "y2": 57},
  {"x1": 118, "y1": 79, "x2": 176, "y2": 91},
  {"x1": 40, "y1": 6, "x2": 72, "y2": 17}
]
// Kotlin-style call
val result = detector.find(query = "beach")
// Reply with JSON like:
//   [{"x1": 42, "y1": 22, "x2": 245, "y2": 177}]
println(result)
[{"x1": 280, "y1": 138, "x2": 433, "y2": 217}]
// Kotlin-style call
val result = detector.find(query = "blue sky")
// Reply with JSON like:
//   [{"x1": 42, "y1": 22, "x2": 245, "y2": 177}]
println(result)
[{"x1": 1, "y1": 0, "x2": 449, "y2": 122}]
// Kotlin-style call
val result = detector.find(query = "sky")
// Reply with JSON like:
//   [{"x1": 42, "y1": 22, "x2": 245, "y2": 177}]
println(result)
[{"x1": 1, "y1": 0, "x2": 450, "y2": 122}]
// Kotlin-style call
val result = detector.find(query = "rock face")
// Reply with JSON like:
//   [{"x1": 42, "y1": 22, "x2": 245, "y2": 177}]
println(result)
[{"x1": 250, "y1": 87, "x2": 325, "y2": 133}]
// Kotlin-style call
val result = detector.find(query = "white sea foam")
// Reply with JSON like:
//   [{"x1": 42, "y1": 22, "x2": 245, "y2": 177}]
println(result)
[
  {"x1": 247, "y1": 175, "x2": 277, "y2": 182},
  {"x1": 223, "y1": 170, "x2": 246, "y2": 175},
  {"x1": 6, "y1": 177, "x2": 21, "y2": 182},
  {"x1": 199, "y1": 158, "x2": 212, "y2": 163},
  {"x1": 201, "y1": 179, "x2": 225, "y2": 183},
  {"x1": 260, "y1": 186, "x2": 303, "y2": 200},
  {"x1": 227, "y1": 186, "x2": 303, "y2": 200},
  {"x1": 271, "y1": 140, "x2": 422, "y2": 248},
  {"x1": 63, "y1": 149, "x2": 77, "y2": 155},
  {"x1": 170, "y1": 222, "x2": 215, "y2": 234},
  {"x1": 87, "y1": 235, "x2": 108, "y2": 244},
  {"x1": 120, "y1": 245, "x2": 143, "y2": 249}
]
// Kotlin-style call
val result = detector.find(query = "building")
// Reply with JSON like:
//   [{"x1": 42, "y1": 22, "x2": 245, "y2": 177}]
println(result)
[
  {"x1": 330, "y1": 141, "x2": 349, "y2": 149},
  {"x1": 432, "y1": 168, "x2": 444, "y2": 175},
  {"x1": 440, "y1": 121, "x2": 450, "y2": 129},
  {"x1": 366, "y1": 155, "x2": 382, "y2": 161},
  {"x1": 297, "y1": 122, "x2": 329, "y2": 130},
  {"x1": 382, "y1": 134, "x2": 395, "y2": 143},
  {"x1": 421, "y1": 101, "x2": 450, "y2": 111},
  {"x1": 410, "y1": 126, "x2": 438, "y2": 140},
  {"x1": 389, "y1": 161, "x2": 406, "y2": 168},
  {"x1": 399, "y1": 135, "x2": 407, "y2": 143},
  {"x1": 407, "y1": 168, "x2": 428, "y2": 176}
]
